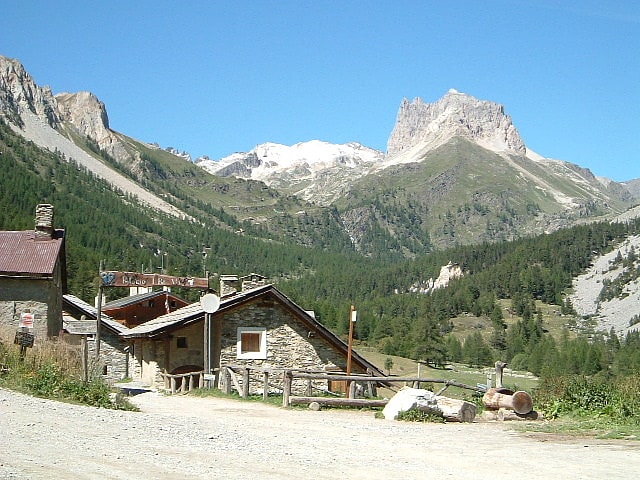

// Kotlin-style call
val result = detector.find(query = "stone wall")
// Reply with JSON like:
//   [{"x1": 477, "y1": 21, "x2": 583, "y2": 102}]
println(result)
[
  {"x1": 130, "y1": 295, "x2": 367, "y2": 394},
  {"x1": 216, "y1": 298, "x2": 363, "y2": 395},
  {"x1": 63, "y1": 331, "x2": 130, "y2": 384},
  {"x1": 0, "y1": 276, "x2": 62, "y2": 338}
]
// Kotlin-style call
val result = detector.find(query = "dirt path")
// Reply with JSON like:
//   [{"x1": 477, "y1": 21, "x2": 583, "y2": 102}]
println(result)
[{"x1": 1, "y1": 388, "x2": 638, "y2": 479}]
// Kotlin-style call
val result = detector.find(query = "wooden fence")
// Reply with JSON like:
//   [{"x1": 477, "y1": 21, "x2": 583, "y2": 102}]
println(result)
[
  {"x1": 218, "y1": 365, "x2": 482, "y2": 408},
  {"x1": 160, "y1": 366, "x2": 484, "y2": 408},
  {"x1": 161, "y1": 370, "x2": 205, "y2": 394}
]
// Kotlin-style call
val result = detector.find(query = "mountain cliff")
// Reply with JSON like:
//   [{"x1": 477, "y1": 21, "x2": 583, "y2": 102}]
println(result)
[{"x1": 386, "y1": 88, "x2": 525, "y2": 158}]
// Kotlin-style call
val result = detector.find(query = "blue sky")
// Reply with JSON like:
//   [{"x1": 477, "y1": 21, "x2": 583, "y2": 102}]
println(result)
[{"x1": 3, "y1": 1, "x2": 639, "y2": 181}]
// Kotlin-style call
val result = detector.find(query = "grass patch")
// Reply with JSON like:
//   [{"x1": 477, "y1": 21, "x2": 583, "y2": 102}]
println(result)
[
  {"x1": 511, "y1": 416, "x2": 640, "y2": 441},
  {"x1": 0, "y1": 327, "x2": 137, "y2": 411},
  {"x1": 523, "y1": 374, "x2": 640, "y2": 440},
  {"x1": 397, "y1": 408, "x2": 446, "y2": 423}
]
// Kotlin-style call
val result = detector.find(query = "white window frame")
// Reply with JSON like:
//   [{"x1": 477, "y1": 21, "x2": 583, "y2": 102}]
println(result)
[{"x1": 236, "y1": 327, "x2": 267, "y2": 360}]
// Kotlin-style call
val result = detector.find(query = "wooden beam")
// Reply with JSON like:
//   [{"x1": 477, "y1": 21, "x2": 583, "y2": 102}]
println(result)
[{"x1": 290, "y1": 396, "x2": 388, "y2": 408}]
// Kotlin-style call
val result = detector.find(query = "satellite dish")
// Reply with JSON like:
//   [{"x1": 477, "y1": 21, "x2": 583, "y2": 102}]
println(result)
[{"x1": 200, "y1": 293, "x2": 220, "y2": 313}]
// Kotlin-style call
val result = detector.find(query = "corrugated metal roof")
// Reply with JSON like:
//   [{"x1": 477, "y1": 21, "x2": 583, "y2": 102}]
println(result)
[
  {"x1": 0, "y1": 230, "x2": 65, "y2": 276},
  {"x1": 63, "y1": 318, "x2": 98, "y2": 335}
]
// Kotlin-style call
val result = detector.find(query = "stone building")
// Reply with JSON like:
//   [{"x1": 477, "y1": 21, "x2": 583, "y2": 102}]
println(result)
[
  {"x1": 122, "y1": 284, "x2": 384, "y2": 392},
  {"x1": 0, "y1": 204, "x2": 66, "y2": 338},
  {"x1": 62, "y1": 294, "x2": 131, "y2": 383}
]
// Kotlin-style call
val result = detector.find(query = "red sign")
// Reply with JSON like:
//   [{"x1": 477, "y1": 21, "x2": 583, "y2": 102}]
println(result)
[
  {"x1": 99, "y1": 271, "x2": 209, "y2": 289},
  {"x1": 19, "y1": 312, "x2": 34, "y2": 329}
]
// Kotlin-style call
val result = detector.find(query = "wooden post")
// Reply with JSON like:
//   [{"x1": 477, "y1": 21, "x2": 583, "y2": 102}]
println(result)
[
  {"x1": 349, "y1": 380, "x2": 357, "y2": 399},
  {"x1": 242, "y1": 368, "x2": 250, "y2": 398},
  {"x1": 223, "y1": 367, "x2": 232, "y2": 394},
  {"x1": 282, "y1": 370, "x2": 292, "y2": 407},
  {"x1": 81, "y1": 333, "x2": 89, "y2": 383},
  {"x1": 346, "y1": 305, "x2": 356, "y2": 398},
  {"x1": 495, "y1": 361, "x2": 507, "y2": 388},
  {"x1": 263, "y1": 372, "x2": 269, "y2": 401},
  {"x1": 95, "y1": 261, "x2": 104, "y2": 359}
]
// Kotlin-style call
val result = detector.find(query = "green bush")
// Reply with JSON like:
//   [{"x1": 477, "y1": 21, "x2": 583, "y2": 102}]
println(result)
[
  {"x1": 535, "y1": 375, "x2": 640, "y2": 425},
  {"x1": 397, "y1": 408, "x2": 446, "y2": 423}
]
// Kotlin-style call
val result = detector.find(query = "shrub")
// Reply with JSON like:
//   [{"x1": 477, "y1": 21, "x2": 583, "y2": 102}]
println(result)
[
  {"x1": 397, "y1": 408, "x2": 446, "y2": 423},
  {"x1": 534, "y1": 375, "x2": 640, "y2": 425},
  {"x1": 0, "y1": 328, "x2": 136, "y2": 410}
]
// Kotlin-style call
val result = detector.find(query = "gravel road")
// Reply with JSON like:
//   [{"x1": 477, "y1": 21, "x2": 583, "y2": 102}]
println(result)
[{"x1": 1, "y1": 387, "x2": 638, "y2": 480}]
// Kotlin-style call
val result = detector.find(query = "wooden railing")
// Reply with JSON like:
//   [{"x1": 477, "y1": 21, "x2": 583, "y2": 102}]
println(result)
[
  {"x1": 219, "y1": 365, "x2": 483, "y2": 408},
  {"x1": 161, "y1": 370, "x2": 205, "y2": 394},
  {"x1": 281, "y1": 371, "x2": 483, "y2": 408},
  {"x1": 161, "y1": 366, "x2": 483, "y2": 406}
]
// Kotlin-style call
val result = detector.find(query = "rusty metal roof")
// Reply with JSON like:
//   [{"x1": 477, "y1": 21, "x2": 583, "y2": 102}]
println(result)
[{"x1": 0, "y1": 229, "x2": 65, "y2": 276}]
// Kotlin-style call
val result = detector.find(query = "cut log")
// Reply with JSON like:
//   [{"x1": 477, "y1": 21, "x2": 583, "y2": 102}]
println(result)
[
  {"x1": 482, "y1": 388, "x2": 533, "y2": 415},
  {"x1": 431, "y1": 395, "x2": 477, "y2": 423},
  {"x1": 481, "y1": 408, "x2": 542, "y2": 421}
]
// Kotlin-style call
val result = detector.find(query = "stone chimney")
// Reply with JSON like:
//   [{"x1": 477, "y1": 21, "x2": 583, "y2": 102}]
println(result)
[
  {"x1": 34, "y1": 203, "x2": 55, "y2": 240},
  {"x1": 219, "y1": 275, "x2": 240, "y2": 297}
]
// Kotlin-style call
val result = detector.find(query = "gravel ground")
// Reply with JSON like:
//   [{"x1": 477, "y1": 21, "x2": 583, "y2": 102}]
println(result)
[{"x1": 1, "y1": 387, "x2": 639, "y2": 480}]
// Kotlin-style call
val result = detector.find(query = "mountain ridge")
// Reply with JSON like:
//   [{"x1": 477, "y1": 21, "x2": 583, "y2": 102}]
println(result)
[{"x1": 1, "y1": 53, "x2": 638, "y2": 256}]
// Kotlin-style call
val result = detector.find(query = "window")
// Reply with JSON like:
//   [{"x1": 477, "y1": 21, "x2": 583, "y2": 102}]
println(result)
[
  {"x1": 237, "y1": 327, "x2": 267, "y2": 359},
  {"x1": 176, "y1": 337, "x2": 188, "y2": 349}
]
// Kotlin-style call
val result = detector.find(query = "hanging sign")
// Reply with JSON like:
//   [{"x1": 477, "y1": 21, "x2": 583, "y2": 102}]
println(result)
[{"x1": 99, "y1": 271, "x2": 208, "y2": 289}]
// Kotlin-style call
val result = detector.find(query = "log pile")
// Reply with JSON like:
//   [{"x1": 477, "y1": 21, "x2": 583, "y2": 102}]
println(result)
[{"x1": 481, "y1": 361, "x2": 540, "y2": 421}]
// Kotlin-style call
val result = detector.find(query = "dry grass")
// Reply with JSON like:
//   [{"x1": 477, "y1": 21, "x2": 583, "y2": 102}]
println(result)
[{"x1": 0, "y1": 325, "x2": 84, "y2": 380}]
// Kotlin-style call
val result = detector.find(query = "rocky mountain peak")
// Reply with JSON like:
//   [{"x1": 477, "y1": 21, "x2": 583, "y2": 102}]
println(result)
[
  {"x1": 0, "y1": 55, "x2": 136, "y2": 168},
  {"x1": 56, "y1": 91, "x2": 111, "y2": 145},
  {"x1": 386, "y1": 89, "x2": 526, "y2": 158},
  {"x1": 0, "y1": 55, "x2": 61, "y2": 128}
]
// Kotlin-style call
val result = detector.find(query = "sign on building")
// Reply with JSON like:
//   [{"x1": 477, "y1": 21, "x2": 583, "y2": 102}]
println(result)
[{"x1": 99, "y1": 271, "x2": 209, "y2": 289}]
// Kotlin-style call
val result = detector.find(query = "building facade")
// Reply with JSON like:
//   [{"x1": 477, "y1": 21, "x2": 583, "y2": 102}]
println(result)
[{"x1": 0, "y1": 204, "x2": 66, "y2": 338}]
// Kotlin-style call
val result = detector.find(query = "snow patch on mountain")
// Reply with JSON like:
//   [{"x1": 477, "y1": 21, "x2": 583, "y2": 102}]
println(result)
[{"x1": 198, "y1": 140, "x2": 382, "y2": 180}]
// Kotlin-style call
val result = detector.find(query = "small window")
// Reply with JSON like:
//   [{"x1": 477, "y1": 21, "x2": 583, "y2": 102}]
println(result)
[
  {"x1": 237, "y1": 327, "x2": 267, "y2": 359},
  {"x1": 177, "y1": 337, "x2": 188, "y2": 349},
  {"x1": 102, "y1": 365, "x2": 108, "y2": 376}
]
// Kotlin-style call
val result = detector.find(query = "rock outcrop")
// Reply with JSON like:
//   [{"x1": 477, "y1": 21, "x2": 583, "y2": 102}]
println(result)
[
  {"x1": 410, "y1": 262, "x2": 464, "y2": 294},
  {"x1": 0, "y1": 55, "x2": 60, "y2": 127},
  {"x1": 386, "y1": 89, "x2": 526, "y2": 158}
]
